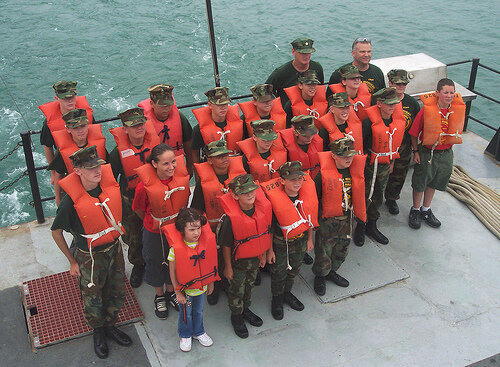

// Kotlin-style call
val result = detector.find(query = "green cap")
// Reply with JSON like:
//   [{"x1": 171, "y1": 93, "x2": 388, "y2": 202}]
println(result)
[
  {"x1": 297, "y1": 70, "x2": 320, "y2": 84},
  {"x1": 205, "y1": 87, "x2": 231, "y2": 105},
  {"x1": 329, "y1": 136, "x2": 358, "y2": 157},
  {"x1": 291, "y1": 115, "x2": 318, "y2": 136},
  {"x1": 62, "y1": 108, "x2": 89, "y2": 128},
  {"x1": 118, "y1": 107, "x2": 146, "y2": 127},
  {"x1": 339, "y1": 64, "x2": 362, "y2": 79},
  {"x1": 251, "y1": 119, "x2": 278, "y2": 141},
  {"x1": 148, "y1": 84, "x2": 174, "y2": 106},
  {"x1": 69, "y1": 145, "x2": 106, "y2": 169},
  {"x1": 228, "y1": 174, "x2": 259, "y2": 195},
  {"x1": 250, "y1": 84, "x2": 276, "y2": 102},
  {"x1": 204, "y1": 140, "x2": 232, "y2": 157},
  {"x1": 53, "y1": 80, "x2": 77, "y2": 99},
  {"x1": 291, "y1": 38, "x2": 315, "y2": 54},
  {"x1": 328, "y1": 92, "x2": 353, "y2": 108},
  {"x1": 387, "y1": 69, "x2": 411, "y2": 84},
  {"x1": 278, "y1": 161, "x2": 306, "y2": 180},
  {"x1": 373, "y1": 87, "x2": 400, "y2": 105}
]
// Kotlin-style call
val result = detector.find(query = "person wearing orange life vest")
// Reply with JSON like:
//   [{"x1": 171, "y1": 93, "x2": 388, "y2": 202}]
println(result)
[
  {"x1": 353, "y1": 88, "x2": 405, "y2": 246},
  {"x1": 261, "y1": 161, "x2": 318, "y2": 320},
  {"x1": 238, "y1": 84, "x2": 287, "y2": 136},
  {"x1": 237, "y1": 119, "x2": 287, "y2": 183},
  {"x1": 51, "y1": 146, "x2": 131, "y2": 359},
  {"x1": 132, "y1": 144, "x2": 190, "y2": 320},
  {"x1": 313, "y1": 137, "x2": 367, "y2": 296},
  {"x1": 191, "y1": 87, "x2": 244, "y2": 163},
  {"x1": 283, "y1": 70, "x2": 328, "y2": 127},
  {"x1": 137, "y1": 84, "x2": 194, "y2": 175},
  {"x1": 408, "y1": 78, "x2": 465, "y2": 230},
  {"x1": 218, "y1": 174, "x2": 272, "y2": 338}
]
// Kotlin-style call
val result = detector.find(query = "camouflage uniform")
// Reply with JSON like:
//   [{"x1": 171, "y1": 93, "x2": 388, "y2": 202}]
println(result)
[
  {"x1": 365, "y1": 163, "x2": 391, "y2": 221},
  {"x1": 227, "y1": 257, "x2": 260, "y2": 314},
  {"x1": 270, "y1": 233, "x2": 307, "y2": 295},
  {"x1": 121, "y1": 190, "x2": 144, "y2": 266}
]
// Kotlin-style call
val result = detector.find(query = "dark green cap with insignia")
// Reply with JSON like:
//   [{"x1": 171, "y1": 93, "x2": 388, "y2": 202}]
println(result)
[
  {"x1": 251, "y1": 119, "x2": 278, "y2": 141},
  {"x1": 228, "y1": 174, "x2": 259, "y2": 195},
  {"x1": 203, "y1": 139, "x2": 232, "y2": 157},
  {"x1": 205, "y1": 87, "x2": 231, "y2": 105},
  {"x1": 250, "y1": 84, "x2": 276, "y2": 102},
  {"x1": 291, "y1": 115, "x2": 318, "y2": 136},
  {"x1": 339, "y1": 64, "x2": 362, "y2": 79},
  {"x1": 387, "y1": 69, "x2": 411, "y2": 84},
  {"x1": 148, "y1": 84, "x2": 174, "y2": 106},
  {"x1": 298, "y1": 70, "x2": 320, "y2": 85},
  {"x1": 291, "y1": 37, "x2": 315, "y2": 54},
  {"x1": 278, "y1": 161, "x2": 306, "y2": 180},
  {"x1": 69, "y1": 145, "x2": 106, "y2": 169},
  {"x1": 328, "y1": 92, "x2": 353, "y2": 108},
  {"x1": 373, "y1": 87, "x2": 400, "y2": 105},
  {"x1": 329, "y1": 136, "x2": 358, "y2": 157},
  {"x1": 62, "y1": 108, "x2": 89, "y2": 128},
  {"x1": 53, "y1": 80, "x2": 77, "y2": 99},
  {"x1": 118, "y1": 107, "x2": 146, "y2": 127}
]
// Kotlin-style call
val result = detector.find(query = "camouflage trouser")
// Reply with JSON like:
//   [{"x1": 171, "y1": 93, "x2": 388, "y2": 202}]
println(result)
[
  {"x1": 74, "y1": 241, "x2": 126, "y2": 329},
  {"x1": 122, "y1": 191, "x2": 144, "y2": 267},
  {"x1": 227, "y1": 256, "x2": 260, "y2": 315},
  {"x1": 270, "y1": 233, "x2": 307, "y2": 296},
  {"x1": 365, "y1": 162, "x2": 391, "y2": 221},
  {"x1": 312, "y1": 213, "x2": 352, "y2": 277},
  {"x1": 385, "y1": 141, "x2": 412, "y2": 201}
]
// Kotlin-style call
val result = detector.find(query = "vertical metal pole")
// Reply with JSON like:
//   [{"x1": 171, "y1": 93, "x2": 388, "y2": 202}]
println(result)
[
  {"x1": 205, "y1": 0, "x2": 221, "y2": 87},
  {"x1": 464, "y1": 58, "x2": 480, "y2": 132},
  {"x1": 21, "y1": 131, "x2": 45, "y2": 224}
]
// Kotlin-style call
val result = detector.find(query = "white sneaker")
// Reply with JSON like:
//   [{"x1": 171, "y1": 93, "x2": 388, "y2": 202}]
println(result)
[
  {"x1": 193, "y1": 332, "x2": 213, "y2": 347},
  {"x1": 180, "y1": 337, "x2": 191, "y2": 352}
]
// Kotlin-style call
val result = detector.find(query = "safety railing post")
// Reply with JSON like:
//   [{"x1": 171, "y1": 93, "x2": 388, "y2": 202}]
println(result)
[
  {"x1": 464, "y1": 58, "x2": 480, "y2": 131},
  {"x1": 21, "y1": 131, "x2": 45, "y2": 224},
  {"x1": 205, "y1": 0, "x2": 221, "y2": 87}
]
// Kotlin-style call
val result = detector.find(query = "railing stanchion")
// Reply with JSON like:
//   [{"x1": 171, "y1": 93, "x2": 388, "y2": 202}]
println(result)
[
  {"x1": 21, "y1": 131, "x2": 45, "y2": 224},
  {"x1": 205, "y1": 0, "x2": 221, "y2": 87},
  {"x1": 464, "y1": 58, "x2": 480, "y2": 131}
]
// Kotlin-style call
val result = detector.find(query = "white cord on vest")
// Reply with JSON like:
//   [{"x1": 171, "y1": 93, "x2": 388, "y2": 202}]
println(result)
[
  {"x1": 307, "y1": 108, "x2": 320, "y2": 119},
  {"x1": 217, "y1": 130, "x2": 231, "y2": 141},
  {"x1": 264, "y1": 159, "x2": 276, "y2": 176},
  {"x1": 352, "y1": 100, "x2": 365, "y2": 112}
]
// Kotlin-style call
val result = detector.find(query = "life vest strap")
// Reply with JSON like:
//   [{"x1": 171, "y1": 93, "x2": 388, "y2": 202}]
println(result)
[
  {"x1": 232, "y1": 225, "x2": 271, "y2": 257},
  {"x1": 164, "y1": 186, "x2": 186, "y2": 200},
  {"x1": 178, "y1": 266, "x2": 218, "y2": 292}
]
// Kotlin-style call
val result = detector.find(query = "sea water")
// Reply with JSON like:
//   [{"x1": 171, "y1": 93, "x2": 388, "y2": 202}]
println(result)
[{"x1": 0, "y1": 0, "x2": 498, "y2": 226}]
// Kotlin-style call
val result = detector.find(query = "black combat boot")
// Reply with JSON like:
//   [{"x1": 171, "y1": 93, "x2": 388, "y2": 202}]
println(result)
[
  {"x1": 302, "y1": 252, "x2": 313, "y2": 265},
  {"x1": 129, "y1": 264, "x2": 145, "y2": 288},
  {"x1": 385, "y1": 199, "x2": 399, "y2": 215},
  {"x1": 313, "y1": 276, "x2": 326, "y2": 296},
  {"x1": 353, "y1": 221, "x2": 366, "y2": 247},
  {"x1": 93, "y1": 327, "x2": 109, "y2": 359},
  {"x1": 271, "y1": 295, "x2": 284, "y2": 320},
  {"x1": 283, "y1": 291, "x2": 304, "y2": 311},
  {"x1": 242, "y1": 308, "x2": 263, "y2": 327},
  {"x1": 326, "y1": 270, "x2": 349, "y2": 287},
  {"x1": 231, "y1": 314, "x2": 249, "y2": 338},
  {"x1": 366, "y1": 220, "x2": 389, "y2": 245},
  {"x1": 104, "y1": 326, "x2": 132, "y2": 346}
]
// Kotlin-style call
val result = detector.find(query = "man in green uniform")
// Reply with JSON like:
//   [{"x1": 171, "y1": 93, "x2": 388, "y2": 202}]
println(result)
[
  {"x1": 329, "y1": 37, "x2": 385, "y2": 94},
  {"x1": 51, "y1": 146, "x2": 131, "y2": 359}
]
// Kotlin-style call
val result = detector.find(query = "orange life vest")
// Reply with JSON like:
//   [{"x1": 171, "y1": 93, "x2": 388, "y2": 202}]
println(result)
[
  {"x1": 365, "y1": 104, "x2": 405, "y2": 164},
  {"x1": 317, "y1": 111, "x2": 363, "y2": 154},
  {"x1": 38, "y1": 96, "x2": 94, "y2": 136},
  {"x1": 109, "y1": 121, "x2": 160, "y2": 190},
  {"x1": 420, "y1": 93, "x2": 465, "y2": 146},
  {"x1": 236, "y1": 136, "x2": 287, "y2": 182},
  {"x1": 260, "y1": 173, "x2": 319, "y2": 239},
  {"x1": 162, "y1": 222, "x2": 220, "y2": 291},
  {"x1": 238, "y1": 98, "x2": 287, "y2": 135},
  {"x1": 328, "y1": 83, "x2": 371, "y2": 121},
  {"x1": 284, "y1": 85, "x2": 328, "y2": 127},
  {"x1": 138, "y1": 98, "x2": 185, "y2": 155},
  {"x1": 59, "y1": 164, "x2": 124, "y2": 249},
  {"x1": 192, "y1": 105, "x2": 243, "y2": 152},
  {"x1": 53, "y1": 124, "x2": 107, "y2": 174},
  {"x1": 194, "y1": 156, "x2": 247, "y2": 230},
  {"x1": 317, "y1": 152, "x2": 367, "y2": 222},
  {"x1": 135, "y1": 159, "x2": 190, "y2": 229},
  {"x1": 279, "y1": 128, "x2": 323, "y2": 178}
]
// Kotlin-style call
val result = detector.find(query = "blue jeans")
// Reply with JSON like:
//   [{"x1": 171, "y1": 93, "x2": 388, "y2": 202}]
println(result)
[{"x1": 178, "y1": 293, "x2": 205, "y2": 338}]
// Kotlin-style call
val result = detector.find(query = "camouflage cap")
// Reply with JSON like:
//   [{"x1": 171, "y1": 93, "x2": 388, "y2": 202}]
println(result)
[
  {"x1": 373, "y1": 87, "x2": 400, "y2": 105},
  {"x1": 291, "y1": 115, "x2": 318, "y2": 136},
  {"x1": 328, "y1": 92, "x2": 353, "y2": 108},
  {"x1": 278, "y1": 161, "x2": 306, "y2": 180},
  {"x1": 291, "y1": 38, "x2": 315, "y2": 54},
  {"x1": 62, "y1": 108, "x2": 89, "y2": 128},
  {"x1": 297, "y1": 70, "x2": 320, "y2": 85},
  {"x1": 118, "y1": 107, "x2": 146, "y2": 127},
  {"x1": 228, "y1": 174, "x2": 259, "y2": 195},
  {"x1": 387, "y1": 69, "x2": 411, "y2": 84},
  {"x1": 205, "y1": 87, "x2": 231, "y2": 105},
  {"x1": 148, "y1": 84, "x2": 174, "y2": 106},
  {"x1": 53, "y1": 80, "x2": 77, "y2": 99},
  {"x1": 203, "y1": 139, "x2": 232, "y2": 157},
  {"x1": 69, "y1": 145, "x2": 105, "y2": 169},
  {"x1": 251, "y1": 119, "x2": 278, "y2": 141},
  {"x1": 329, "y1": 136, "x2": 358, "y2": 157},
  {"x1": 250, "y1": 84, "x2": 276, "y2": 102},
  {"x1": 339, "y1": 64, "x2": 362, "y2": 79}
]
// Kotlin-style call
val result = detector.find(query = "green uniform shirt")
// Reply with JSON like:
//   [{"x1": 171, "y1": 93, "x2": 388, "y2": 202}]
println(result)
[
  {"x1": 329, "y1": 63, "x2": 386, "y2": 94},
  {"x1": 48, "y1": 146, "x2": 109, "y2": 175},
  {"x1": 401, "y1": 93, "x2": 421, "y2": 145},
  {"x1": 318, "y1": 122, "x2": 348, "y2": 151}
]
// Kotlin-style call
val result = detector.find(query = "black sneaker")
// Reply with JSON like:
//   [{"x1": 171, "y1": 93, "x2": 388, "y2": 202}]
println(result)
[
  {"x1": 167, "y1": 292, "x2": 179, "y2": 311},
  {"x1": 313, "y1": 276, "x2": 326, "y2": 296},
  {"x1": 283, "y1": 291, "x2": 304, "y2": 311},
  {"x1": 385, "y1": 199, "x2": 400, "y2": 215},
  {"x1": 303, "y1": 252, "x2": 313, "y2": 265},
  {"x1": 408, "y1": 208, "x2": 422, "y2": 229},
  {"x1": 421, "y1": 208, "x2": 441, "y2": 228},
  {"x1": 129, "y1": 264, "x2": 145, "y2": 288},
  {"x1": 154, "y1": 295, "x2": 168, "y2": 319}
]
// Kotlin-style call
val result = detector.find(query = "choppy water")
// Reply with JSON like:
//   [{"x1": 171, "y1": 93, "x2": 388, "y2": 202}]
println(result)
[{"x1": 0, "y1": 0, "x2": 498, "y2": 226}]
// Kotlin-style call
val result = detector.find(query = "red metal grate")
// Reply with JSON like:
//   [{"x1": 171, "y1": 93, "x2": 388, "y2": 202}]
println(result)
[{"x1": 22, "y1": 271, "x2": 143, "y2": 349}]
